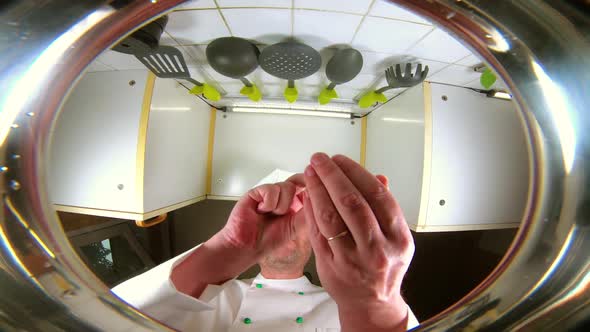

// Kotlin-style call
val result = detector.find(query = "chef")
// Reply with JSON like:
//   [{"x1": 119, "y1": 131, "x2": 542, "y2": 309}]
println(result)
[{"x1": 113, "y1": 153, "x2": 418, "y2": 331}]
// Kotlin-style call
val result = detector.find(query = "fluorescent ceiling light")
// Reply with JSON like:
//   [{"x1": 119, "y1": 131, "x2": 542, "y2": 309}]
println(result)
[
  {"x1": 486, "y1": 90, "x2": 512, "y2": 100},
  {"x1": 232, "y1": 107, "x2": 351, "y2": 119},
  {"x1": 382, "y1": 117, "x2": 423, "y2": 124}
]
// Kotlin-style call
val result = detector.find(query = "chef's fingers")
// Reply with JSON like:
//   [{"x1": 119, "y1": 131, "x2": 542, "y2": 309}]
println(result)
[
  {"x1": 376, "y1": 174, "x2": 389, "y2": 188},
  {"x1": 332, "y1": 155, "x2": 403, "y2": 239},
  {"x1": 249, "y1": 184, "x2": 280, "y2": 213},
  {"x1": 309, "y1": 153, "x2": 383, "y2": 249},
  {"x1": 287, "y1": 173, "x2": 307, "y2": 199},
  {"x1": 274, "y1": 181, "x2": 296, "y2": 215},
  {"x1": 287, "y1": 173, "x2": 305, "y2": 189},
  {"x1": 303, "y1": 195, "x2": 332, "y2": 260},
  {"x1": 304, "y1": 165, "x2": 355, "y2": 254}
]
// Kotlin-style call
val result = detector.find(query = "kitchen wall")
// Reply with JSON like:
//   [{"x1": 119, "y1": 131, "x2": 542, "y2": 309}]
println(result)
[{"x1": 171, "y1": 199, "x2": 517, "y2": 321}]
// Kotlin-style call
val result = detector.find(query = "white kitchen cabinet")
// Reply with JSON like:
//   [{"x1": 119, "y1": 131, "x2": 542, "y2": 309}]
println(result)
[
  {"x1": 49, "y1": 70, "x2": 210, "y2": 220},
  {"x1": 365, "y1": 84, "x2": 426, "y2": 227},
  {"x1": 210, "y1": 112, "x2": 361, "y2": 198},
  {"x1": 366, "y1": 82, "x2": 530, "y2": 232}
]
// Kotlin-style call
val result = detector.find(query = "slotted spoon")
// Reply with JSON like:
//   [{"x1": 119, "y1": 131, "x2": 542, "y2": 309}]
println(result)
[{"x1": 259, "y1": 41, "x2": 321, "y2": 103}]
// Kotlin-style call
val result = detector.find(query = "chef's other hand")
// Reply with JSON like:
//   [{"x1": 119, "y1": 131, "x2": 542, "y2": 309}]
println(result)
[
  {"x1": 219, "y1": 174, "x2": 306, "y2": 258},
  {"x1": 303, "y1": 153, "x2": 414, "y2": 332},
  {"x1": 171, "y1": 175, "x2": 305, "y2": 298}
]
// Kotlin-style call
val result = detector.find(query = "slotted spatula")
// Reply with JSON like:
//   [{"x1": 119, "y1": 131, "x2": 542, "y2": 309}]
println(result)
[{"x1": 135, "y1": 45, "x2": 220, "y2": 101}]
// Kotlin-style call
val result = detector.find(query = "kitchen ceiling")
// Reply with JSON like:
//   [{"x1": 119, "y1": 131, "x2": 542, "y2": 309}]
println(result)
[{"x1": 88, "y1": 0, "x2": 507, "y2": 112}]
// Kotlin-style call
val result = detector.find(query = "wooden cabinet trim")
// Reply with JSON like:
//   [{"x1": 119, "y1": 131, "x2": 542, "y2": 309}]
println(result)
[
  {"x1": 206, "y1": 108, "x2": 217, "y2": 195},
  {"x1": 136, "y1": 72, "x2": 156, "y2": 211},
  {"x1": 416, "y1": 81, "x2": 433, "y2": 230}
]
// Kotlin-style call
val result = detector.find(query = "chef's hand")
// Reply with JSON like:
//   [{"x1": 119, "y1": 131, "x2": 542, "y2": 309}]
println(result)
[
  {"x1": 218, "y1": 174, "x2": 306, "y2": 257},
  {"x1": 171, "y1": 175, "x2": 305, "y2": 298},
  {"x1": 303, "y1": 153, "x2": 414, "y2": 332}
]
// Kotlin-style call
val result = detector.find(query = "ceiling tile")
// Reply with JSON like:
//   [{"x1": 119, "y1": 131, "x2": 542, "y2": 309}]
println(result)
[
  {"x1": 165, "y1": 10, "x2": 229, "y2": 45},
  {"x1": 180, "y1": 45, "x2": 208, "y2": 65},
  {"x1": 359, "y1": 52, "x2": 410, "y2": 74},
  {"x1": 427, "y1": 64, "x2": 479, "y2": 86},
  {"x1": 158, "y1": 31, "x2": 180, "y2": 46},
  {"x1": 407, "y1": 28, "x2": 471, "y2": 63},
  {"x1": 455, "y1": 54, "x2": 482, "y2": 67},
  {"x1": 294, "y1": 0, "x2": 372, "y2": 14},
  {"x1": 202, "y1": 65, "x2": 237, "y2": 83},
  {"x1": 300, "y1": 85, "x2": 323, "y2": 99},
  {"x1": 249, "y1": 69, "x2": 283, "y2": 85},
  {"x1": 407, "y1": 59, "x2": 450, "y2": 77},
  {"x1": 352, "y1": 16, "x2": 432, "y2": 53},
  {"x1": 464, "y1": 76, "x2": 509, "y2": 90},
  {"x1": 383, "y1": 87, "x2": 406, "y2": 98},
  {"x1": 222, "y1": 8, "x2": 291, "y2": 45},
  {"x1": 345, "y1": 73, "x2": 377, "y2": 89},
  {"x1": 336, "y1": 86, "x2": 364, "y2": 100},
  {"x1": 186, "y1": 66, "x2": 217, "y2": 85},
  {"x1": 359, "y1": 52, "x2": 449, "y2": 77},
  {"x1": 299, "y1": 72, "x2": 325, "y2": 86},
  {"x1": 98, "y1": 50, "x2": 145, "y2": 70},
  {"x1": 464, "y1": 78, "x2": 484, "y2": 89},
  {"x1": 175, "y1": 0, "x2": 216, "y2": 9},
  {"x1": 293, "y1": 10, "x2": 362, "y2": 49},
  {"x1": 86, "y1": 61, "x2": 113, "y2": 72},
  {"x1": 259, "y1": 84, "x2": 284, "y2": 98},
  {"x1": 218, "y1": 82, "x2": 244, "y2": 97},
  {"x1": 217, "y1": 0, "x2": 291, "y2": 7},
  {"x1": 369, "y1": 0, "x2": 431, "y2": 25}
]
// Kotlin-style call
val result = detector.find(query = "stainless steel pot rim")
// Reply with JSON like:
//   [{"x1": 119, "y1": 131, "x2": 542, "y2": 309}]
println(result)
[{"x1": 0, "y1": 1, "x2": 588, "y2": 331}]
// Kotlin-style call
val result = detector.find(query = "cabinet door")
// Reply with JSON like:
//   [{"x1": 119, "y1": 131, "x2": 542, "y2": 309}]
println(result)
[
  {"x1": 211, "y1": 112, "x2": 361, "y2": 197},
  {"x1": 49, "y1": 70, "x2": 149, "y2": 213},
  {"x1": 366, "y1": 84, "x2": 426, "y2": 227},
  {"x1": 426, "y1": 84, "x2": 530, "y2": 230},
  {"x1": 142, "y1": 79, "x2": 210, "y2": 212}
]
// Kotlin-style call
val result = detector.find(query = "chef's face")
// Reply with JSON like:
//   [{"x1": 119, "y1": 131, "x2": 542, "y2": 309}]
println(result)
[{"x1": 259, "y1": 214, "x2": 312, "y2": 274}]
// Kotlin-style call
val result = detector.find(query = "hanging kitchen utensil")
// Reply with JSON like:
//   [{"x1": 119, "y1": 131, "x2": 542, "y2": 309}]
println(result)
[
  {"x1": 259, "y1": 41, "x2": 322, "y2": 103},
  {"x1": 319, "y1": 48, "x2": 363, "y2": 105},
  {"x1": 135, "y1": 45, "x2": 220, "y2": 101},
  {"x1": 112, "y1": 16, "x2": 168, "y2": 55},
  {"x1": 358, "y1": 63, "x2": 429, "y2": 108},
  {"x1": 206, "y1": 37, "x2": 262, "y2": 101}
]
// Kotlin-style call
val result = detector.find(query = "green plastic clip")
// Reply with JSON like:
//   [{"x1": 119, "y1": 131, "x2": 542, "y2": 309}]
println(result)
[
  {"x1": 318, "y1": 87, "x2": 338, "y2": 105},
  {"x1": 240, "y1": 84, "x2": 262, "y2": 102},
  {"x1": 358, "y1": 91, "x2": 387, "y2": 108},
  {"x1": 480, "y1": 68, "x2": 497, "y2": 89},
  {"x1": 284, "y1": 87, "x2": 298, "y2": 103},
  {"x1": 202, "y1": 84, "x2": 221, "y2": 101}
]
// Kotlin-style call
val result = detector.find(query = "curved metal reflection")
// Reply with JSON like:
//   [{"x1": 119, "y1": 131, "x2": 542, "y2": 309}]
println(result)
[{"x1": 0, "y1": 0, "x2": 588, "y2": 331}]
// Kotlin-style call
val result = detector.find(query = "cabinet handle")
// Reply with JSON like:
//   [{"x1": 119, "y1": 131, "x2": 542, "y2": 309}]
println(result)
[{"x1": 135, "y1": 213, "x2": 167, "y2": 228}]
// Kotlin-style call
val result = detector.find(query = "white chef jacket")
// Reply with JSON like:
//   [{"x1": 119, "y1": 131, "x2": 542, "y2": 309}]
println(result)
[{"x1": 112, "y1": 246, "x2": 420, "y2": 332}]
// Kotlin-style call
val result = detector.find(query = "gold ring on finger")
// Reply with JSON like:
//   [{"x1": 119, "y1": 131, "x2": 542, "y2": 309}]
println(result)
[{"x1": 327, "y1": 230, "x2": 350, "y2": 242}]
